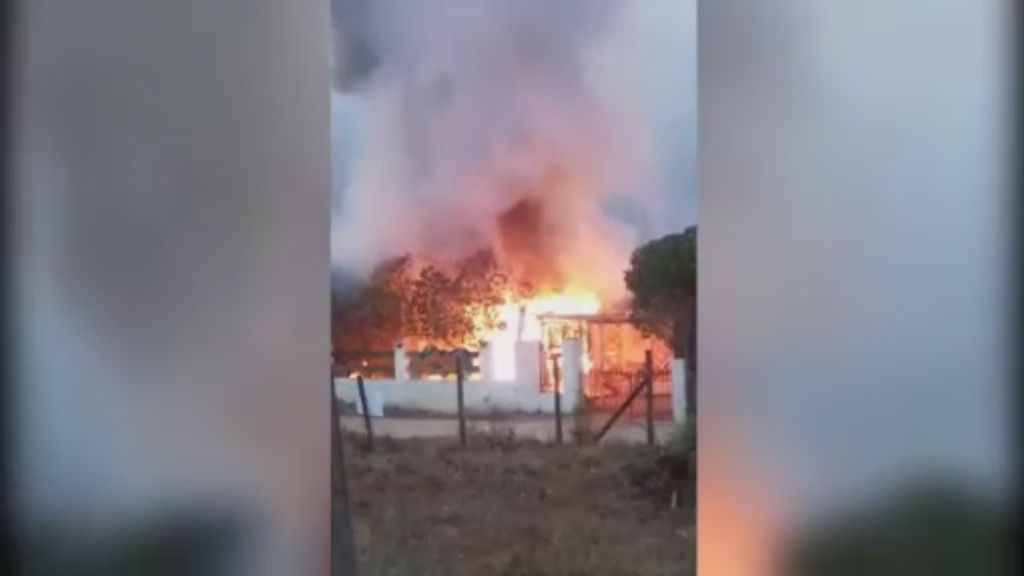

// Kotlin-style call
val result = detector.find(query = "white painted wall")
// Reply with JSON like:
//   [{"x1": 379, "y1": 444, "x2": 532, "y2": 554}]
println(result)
[
  {"x1": 671, "y1": 358, "x2": 687, "y2": 423},
  {"x1": 393, "y1": 345, "x2": 408, "y2": 380},
  {"x1": 336, "y1": 339, "x2": 579, "y2": 415},
  {"x1": 514, "y1": 341, "x2": 541, "y2": 386},
  {"x1": 337, "y1": 340, "x2": 689, "y2": 419},
  {"x1": 334, "y1": 377, "x2": 570, "y2": 415},
  {"x1": 561, "y1": 339, "x2": 582, "y2": 414}
]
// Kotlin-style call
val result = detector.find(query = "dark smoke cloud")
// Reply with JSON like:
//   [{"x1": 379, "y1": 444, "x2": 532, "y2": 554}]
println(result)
[
  {"x1": 333, "y1": 0, "x2": 614, "y2": 90},
  {"x1": 332, "y1": 1, "x2": 695, "y2": 300},
  {"x1": 331, "y1": 0, "x2": 378, "y2": 90}
]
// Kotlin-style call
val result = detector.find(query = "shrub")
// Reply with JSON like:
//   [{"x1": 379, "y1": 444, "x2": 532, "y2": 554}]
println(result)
[{"x1": 621, "y1": 420, "x2": 695, "y2": 504}]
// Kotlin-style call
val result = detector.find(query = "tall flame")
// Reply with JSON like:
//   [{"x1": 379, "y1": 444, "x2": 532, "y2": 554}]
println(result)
[{"x1": 478, "y1": 289, "x2": 600, "y2": 381}]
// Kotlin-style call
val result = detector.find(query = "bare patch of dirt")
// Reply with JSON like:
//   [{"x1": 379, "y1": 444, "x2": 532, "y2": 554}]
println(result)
[{"x1": 344, "y1": 435, "x2": 694, "y2": 576}]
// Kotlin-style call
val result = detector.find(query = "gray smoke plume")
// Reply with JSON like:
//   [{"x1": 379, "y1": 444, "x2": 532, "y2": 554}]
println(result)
[{"x1": 331, "y1": 0, "x2": 696, "y2": 299}]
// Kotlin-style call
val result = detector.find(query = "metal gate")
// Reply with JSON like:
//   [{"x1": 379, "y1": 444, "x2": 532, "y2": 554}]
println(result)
[{"x1": 585, "y1": 365, "x2": 673, "y2": 419}]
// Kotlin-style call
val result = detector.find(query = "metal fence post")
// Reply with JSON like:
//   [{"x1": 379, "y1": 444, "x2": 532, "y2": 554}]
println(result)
[
  {"x1": 456, "y1": 354, "x2": 467, "y2": 446},
  {"x1": 356, "y1": 375, "x2": 374, "y2": 451},
  {"x1": 331, "y1": 377, "x2": 359, "y2": 576},
  {"x1": 645, "y1": 350, "x2": 654, "y2": 446},
  {"x1": 593, "y1": 372, "x2": 648, "y2": 443},
  {"x1": 552, "y1": 354, "x2": 563, "y2": 444}
]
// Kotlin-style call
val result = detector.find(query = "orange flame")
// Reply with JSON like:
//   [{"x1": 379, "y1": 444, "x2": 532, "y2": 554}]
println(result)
[{"x1": 476, "y1": 288, "x2": 599, "y2": 381}]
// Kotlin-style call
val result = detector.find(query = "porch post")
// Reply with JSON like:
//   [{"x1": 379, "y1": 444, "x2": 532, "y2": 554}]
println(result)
[
  {"x1": 671, "y1": 358, "x2": 686, "y2": 423},
  {"x1": 562, "y1": 338, "x2": 582, "y2": 414},
  {"x1": 479, "y1": 341, "x2": 497, "y2": 381},
  {"x1": 394, "y1": 343, "x2": 408, "y2": 381}
]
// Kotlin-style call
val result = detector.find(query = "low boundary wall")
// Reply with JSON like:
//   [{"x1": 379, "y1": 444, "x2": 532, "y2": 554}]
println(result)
[
  {"x1": 333, "y1": 338, "x2": 689, "y2": 421},
  {"x1": 333, "y1": 376, "x2": 576, "y2": 416}
]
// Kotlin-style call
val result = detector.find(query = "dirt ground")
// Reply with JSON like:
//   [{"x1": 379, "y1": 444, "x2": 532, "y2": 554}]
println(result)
[
  {"x1": 343, "y1": 434, "x2": 695, "y2": 576},
  {"x1": 340, "y1": 414, "x2": 677, "y2": 445}
]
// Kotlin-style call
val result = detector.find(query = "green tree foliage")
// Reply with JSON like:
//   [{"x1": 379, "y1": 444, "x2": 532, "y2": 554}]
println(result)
[
  {"x1": 624, "y1": 226, "x2": 696, "y2": 357},
  {"x1": 624, "y1": 226, "x2": 697, "y2": 416}
]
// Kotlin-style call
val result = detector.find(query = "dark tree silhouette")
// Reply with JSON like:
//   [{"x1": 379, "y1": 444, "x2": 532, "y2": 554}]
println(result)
[{"x1": 624, "y1": 226, "x2": 696, "y2": 415}]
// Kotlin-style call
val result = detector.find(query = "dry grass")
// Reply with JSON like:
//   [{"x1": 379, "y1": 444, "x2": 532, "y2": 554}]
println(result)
[{"x1": 344, "y1": 433, "x2": 694, "y2": 576}]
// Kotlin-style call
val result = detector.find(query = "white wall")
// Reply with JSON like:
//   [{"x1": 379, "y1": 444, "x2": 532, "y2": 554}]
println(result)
[
  {"x1": 337, "y1": 342, "x2": 692, "y2": 418},
  {"x1": 341, "y1": 338, "x2": 582, "y2": 415},
  {"x1": 334, "y1": 377, "x2": 570, "y2": 415},
  {"x1": 671, "y1": 358, "x2": 687, "y2": 422}
]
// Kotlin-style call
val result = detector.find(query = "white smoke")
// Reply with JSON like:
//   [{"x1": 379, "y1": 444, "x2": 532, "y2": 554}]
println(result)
[{"x1": 331, "y1": 0, "x2": 696, "y2": 300}]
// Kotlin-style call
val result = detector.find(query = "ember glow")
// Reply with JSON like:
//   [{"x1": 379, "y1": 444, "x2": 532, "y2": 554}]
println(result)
[{"x1": 479, "y1": 288, "x2": 600, "y2": 381}]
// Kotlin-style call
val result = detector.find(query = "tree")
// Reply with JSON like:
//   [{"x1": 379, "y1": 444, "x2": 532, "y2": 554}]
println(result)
[
  {"x1": 333, "y1": 249, "x2": 512, "y2": 353},
  {"x1": 331, "y1": 255, "x2": 412, "y2": 353},
  {"x1": 407, "y1": 249, "x2": 511, "y2": 347},
  {"x1": 451, "y1": 249, "x2": 511, "y2": 337},
  {"x1": 407, "y1": 264, "x2": 466, "y2": 346},
  {"x1": 624, "y1": 226, "x2": 696, "y2": 415}
]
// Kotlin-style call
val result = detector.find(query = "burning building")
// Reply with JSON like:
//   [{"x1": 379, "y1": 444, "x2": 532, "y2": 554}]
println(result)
[
  {"x1": 330, "y1": 0, "x2": 685, "y2": 398},
  {"x1": 331, "y1": 187, "x2": 671, "y2": 401}
]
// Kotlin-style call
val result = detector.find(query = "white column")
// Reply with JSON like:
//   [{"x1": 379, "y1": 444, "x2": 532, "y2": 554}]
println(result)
[
  {"x1": 394, "y1": 343, "x2": 408, "y2": 381},
  {"x1": 514, "y1": 341, "x2": 541, "y2": 389},
  {"x1": 671, "y1": 358, "x2": 687, "y2": 423},
  {"x1": 479, "y1": 341, "x2": 497, "y2": 381},
  {"x1": 561, "y1": 338, "x2": 582, "y2": 414}
]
